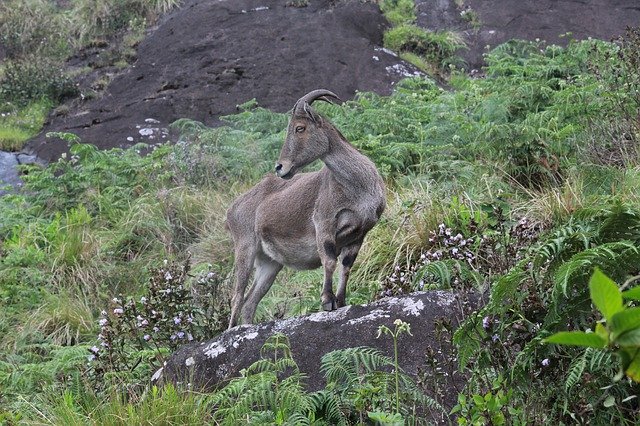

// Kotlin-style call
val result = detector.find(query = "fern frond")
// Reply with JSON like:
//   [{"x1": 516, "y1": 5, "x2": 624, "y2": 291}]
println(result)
[
  {"x1": 565, "y1": 349, "x2": 587, "y2": 391},
  {"x1": 321, "y1": 347, "x2": 393, "y2": 385}
]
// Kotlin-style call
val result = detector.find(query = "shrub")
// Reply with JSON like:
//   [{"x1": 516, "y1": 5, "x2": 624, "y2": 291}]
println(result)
[
  {"x1": 383, "y1": 24, "x2": 466, "y2": 71},
  {"x1": 89, "y1": 259, "x2": 227, "y2": 391},
  {"x1": 0, "y1": 0, "x2": 71, "y2": 59},
  {"x1": 0, "y1": 59, "x2": 78, "y2": 105},
  {"x1": 379, "y1": 0, "x2": 417, "y2": 26}
]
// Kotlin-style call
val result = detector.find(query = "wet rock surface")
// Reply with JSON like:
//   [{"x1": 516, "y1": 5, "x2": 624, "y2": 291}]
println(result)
[
  {"x1": 158, "y1": 290, "x2": 475, "y2": 418},
  {"x1": 0, "y1": 151, "x2": 39, "y2": 195}
]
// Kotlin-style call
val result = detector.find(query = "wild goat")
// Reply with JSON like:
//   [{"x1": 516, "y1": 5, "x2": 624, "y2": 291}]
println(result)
[{"x1": 226, "y1": 89, "x2": 386, "y2": 328}]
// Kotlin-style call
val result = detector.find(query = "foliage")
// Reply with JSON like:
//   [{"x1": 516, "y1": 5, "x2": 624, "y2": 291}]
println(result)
[
  {"x1": 546, "y1": 269, "x2": 640, "y2": 383},
  {"x1": 378, "y1": 0, "x2": 417, "y2": 26},
  {"x1": 210, "y1": 331, "x2": 440, "y2": 424},
  {"x1": 384, "y1": 25, "x2": 466, "y2": 73},
  {"x1": 0, "y1": 0, "x2": 71, "y2": 59},
  {"x1": 0, "y1": 100, "x2": 52, "y2": 151},
  {"x1": 0, "y1": 59, "x2": 78, "y2": 106},
  {"x1": 90, "y1": 259, "x2": 227, "y2": 392}
]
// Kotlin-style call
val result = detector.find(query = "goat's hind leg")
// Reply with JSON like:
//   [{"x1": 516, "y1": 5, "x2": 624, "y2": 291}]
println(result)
[
  {"x1": 228, "y1": 241, "x2": 257, "y2": 329},
  {"x1": 336, "y1": 240, "x2": 362, "y2": 308},
  {"x1": 319, "y1": 239, "x2": 339, "y2": 311},
  {"x1": 241, "y1": 252, "x2": 282, "y2": 324}
]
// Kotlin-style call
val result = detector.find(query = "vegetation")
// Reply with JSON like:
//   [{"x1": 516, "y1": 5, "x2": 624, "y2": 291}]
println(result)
[
  {"x1": 379, "y1": 0, "x2": 467, "y2": 76},
  {"x1": 1, "y1": 0, "x2": 640, "y2": 423}
]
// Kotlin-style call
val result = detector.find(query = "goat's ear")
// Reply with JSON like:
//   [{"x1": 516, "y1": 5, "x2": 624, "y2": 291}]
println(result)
[{"x1": 302, "y1": 102, "x2": 322, "y2": 124}]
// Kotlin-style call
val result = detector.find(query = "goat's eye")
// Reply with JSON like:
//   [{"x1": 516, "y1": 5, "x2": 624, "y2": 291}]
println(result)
[{"x1": 295, "y1": 126, "x2": 305, "y2": 133}]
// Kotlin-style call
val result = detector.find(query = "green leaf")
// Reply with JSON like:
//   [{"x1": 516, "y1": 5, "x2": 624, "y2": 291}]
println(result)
[
  {"x1": 545, "y1": 331, "x2": 606, "y2": 348},
  {"x1": 610, "y1": 307, "x2": 640, "y2": 338},
  {"x1": 603, "y1": 395, "x2": 616, "y2": 408},
  {"x1": 625, "y1": 352, "x2": 640, "y2": 383},
  {"x1": 595, "y1": 323, "x2": 610, "y2": 344},
  {"x1": 472, "y1": 394, "x2": 484, "y2": 406},
  {"x1": 622, "y1": 286, "x2": 640, "y2": 301},
  {"x1": 589, "y1": 268, "x2": 623, "y2": 322},
  {"x1": 615, "y1": 328, "x2": 640, "y2": 347}
]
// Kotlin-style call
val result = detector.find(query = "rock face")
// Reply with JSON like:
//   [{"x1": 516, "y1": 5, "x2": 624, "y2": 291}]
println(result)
[
  {"x1": 416, "y1": 0, "x2": 640, "y2": 70},
  {"x1": 25, "y1": 0, "x2": 420, "y2": 162},
  {"x1": 22, "y1": 0, "x2": 640, "y2": 162},
  {"x1": 158, "y1": 291, "x2": 473, "y2": 416}
]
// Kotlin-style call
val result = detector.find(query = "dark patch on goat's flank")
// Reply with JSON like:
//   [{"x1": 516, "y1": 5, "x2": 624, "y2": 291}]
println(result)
[
  {"x1": 323, "y1": 241, "x2": 337, "y2": 260},
  {"x1": 342, "y1": 253, "x2": 355, "y2": 267}
]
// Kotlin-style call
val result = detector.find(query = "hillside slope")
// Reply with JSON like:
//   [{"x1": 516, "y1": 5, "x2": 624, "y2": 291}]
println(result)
[
  {"x1": 25, "y1": 0, "x2": 419, "y2": 161},
  {"x1": 24, "y1": 0, "x2": 640, "y2": 161}
]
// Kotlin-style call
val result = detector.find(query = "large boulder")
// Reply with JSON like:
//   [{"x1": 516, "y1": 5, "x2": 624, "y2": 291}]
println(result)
[{"x1": 157, "y1": 290, "x2": 475, "y2": 415}]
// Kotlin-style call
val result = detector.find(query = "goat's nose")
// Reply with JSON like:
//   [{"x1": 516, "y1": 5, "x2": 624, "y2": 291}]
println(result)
[{"x1": 275, "y1": 163, "x2": 283, "y2": 172}]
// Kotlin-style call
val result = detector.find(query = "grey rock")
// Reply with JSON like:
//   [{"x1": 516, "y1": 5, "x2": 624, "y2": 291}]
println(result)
[
  {"x1": 158, "y1": 291, "x2": 476, "y2": 418},
  {"x1": 0, "y1": 151, "x2": 21, "y2": 195}
]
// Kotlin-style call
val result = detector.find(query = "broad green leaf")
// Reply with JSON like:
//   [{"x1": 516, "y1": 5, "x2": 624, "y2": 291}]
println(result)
[
  {"x1": 622, "y1": 286, "x2": 640, "y2": 301},
  {"x1": 545, "y1": 331, "x2": 606, "y2": 348},
  {"x1": 589, "y1": 268, "x2": 623, "y2": 322},
  {"x1": 610, "y1": 307, "x2": 640, "y2": 338},
  {"x1": 615, "y1": 328, "x2": 640, "y2": 347},
  {"x1": 625, "y1": 352, "x2": 640, "y2": 383},
  {"x1": 595, "y1": 323, "x2": 610, "y2": 344}
]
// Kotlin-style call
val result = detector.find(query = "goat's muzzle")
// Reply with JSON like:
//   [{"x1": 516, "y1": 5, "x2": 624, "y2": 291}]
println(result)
[{"x1": 275, "y1": 162, "x2": 294, "y2": 180}]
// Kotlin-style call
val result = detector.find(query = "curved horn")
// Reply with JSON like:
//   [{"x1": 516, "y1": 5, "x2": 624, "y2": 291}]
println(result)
[{"x1": 293, "y1": 89, "x2": 341, "y2": 116}]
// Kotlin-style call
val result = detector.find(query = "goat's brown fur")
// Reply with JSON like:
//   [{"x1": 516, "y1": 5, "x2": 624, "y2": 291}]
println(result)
[{"x1": 226, "y1": 90, "x2": 385, "y2": 328}]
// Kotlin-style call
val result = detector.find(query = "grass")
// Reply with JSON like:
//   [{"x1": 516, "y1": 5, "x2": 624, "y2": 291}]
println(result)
[{"x1": 0, "y1": 100, "x2": 51, "y2": 151}]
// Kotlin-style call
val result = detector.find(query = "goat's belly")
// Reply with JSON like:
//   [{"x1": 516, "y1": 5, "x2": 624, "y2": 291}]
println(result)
[{"x1": 260, "y1": 238, "x2": 321, "y2": 270}]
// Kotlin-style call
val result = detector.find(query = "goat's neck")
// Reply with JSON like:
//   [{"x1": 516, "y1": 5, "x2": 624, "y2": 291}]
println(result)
[{"x1": 322, "y1": 130, "x2": 378, "y2": 195}]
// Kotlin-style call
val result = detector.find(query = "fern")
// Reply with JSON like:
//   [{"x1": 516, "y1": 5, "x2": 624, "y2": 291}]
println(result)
[
  {"x1": 565, "y1": 349, "x2": 587, "y2": 391},
  {"x1": 321, "y1": 346, "x2": 393, "y2": 385}
]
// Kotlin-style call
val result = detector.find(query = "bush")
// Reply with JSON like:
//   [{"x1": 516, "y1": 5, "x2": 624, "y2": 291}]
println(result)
[
  {"x1": 384, "y1": 24, "x2": 466, "y2": 71},
  {"x1": 0, "y1": 59, "x2": 78, "y2": 105},
  {"x1": 0, "y1": 0, "x2": 71, "y2": 59}
]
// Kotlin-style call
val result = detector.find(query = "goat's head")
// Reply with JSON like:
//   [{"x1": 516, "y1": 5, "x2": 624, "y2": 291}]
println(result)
[{"x1": 275, "y1": 89, "x2": 341, "y2": 179}]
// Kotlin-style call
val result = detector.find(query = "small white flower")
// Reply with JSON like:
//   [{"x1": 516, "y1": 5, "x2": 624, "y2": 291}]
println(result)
[
  {"x1": 99, "y1": 318, "x2": 108, "y2": 327},
  {"x1": 140, "y1": 296, "x2": 147, "y2": 304},
  {"x1": 165, "y1": 272, "x2": 173, "y2": 281},
  {"x1": 482, "y1": 316, "x2": 490, "y2": 329},
  {"x1": 90, "y1": 346, "x2": 100, "y2": 354},
  {"x1": 542, "y1": 358, "x2": 550, "y2": 367},
  {"x1": 174, "y1": 317, "x2": 181, "y2": 325},
  {"x1": 143, "y1": 334, "x2": 151, "y2": 341},
  {"x1": 113, "y1": 308, "x2": 124, "y2": 315}
]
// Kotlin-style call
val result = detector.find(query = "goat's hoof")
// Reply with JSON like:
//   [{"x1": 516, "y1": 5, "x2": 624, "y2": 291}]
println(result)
[{"x1": 322, "y1": 300, "x2": 337, "y2": 311}]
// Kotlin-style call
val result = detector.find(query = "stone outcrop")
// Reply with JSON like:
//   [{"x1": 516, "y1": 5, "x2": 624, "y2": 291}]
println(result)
[{"x1": 157, "y1": 290, "x2": 475, "y2": 416}]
